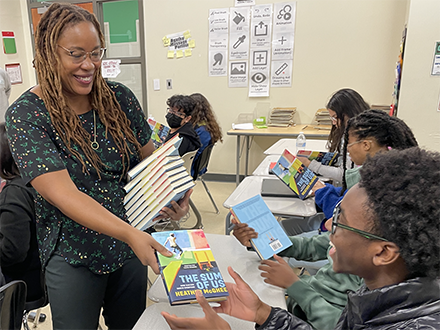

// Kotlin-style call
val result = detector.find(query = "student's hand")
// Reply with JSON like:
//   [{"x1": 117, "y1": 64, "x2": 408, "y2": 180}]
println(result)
[
  {"x1": 215, "y1": 267, "x2": 272, "y2": 325},
  {"x1": 231, "y1": 216, "x2": 258, "y2": 248},
  {"x1": 156, "y1": 189, "x2": 192, "y2": 221},
  {"x1": 259, "y1": 254, "x2": 300, "y2": 289},
  {"x1": 297, "y1": 156, "x2": 311, "y2": 167},
  {"x1": 162, "y1": 290, "x2": 231, "y2": 330},
  {"x1": 127, "y1": 230, "x2": 172, "y2": 274},
  {"x1": 311, "y1": 180, "x2": 326, "y2": 193}
]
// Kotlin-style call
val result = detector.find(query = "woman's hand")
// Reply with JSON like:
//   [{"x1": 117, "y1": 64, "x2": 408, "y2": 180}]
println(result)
[
  {"x1": 156, "y1": 189, "x2": 192, "y2": 221},
  {"x1": 214, "y1": 267, "x2": 271, "y2": 325},
  {"x1": 127, "y1": 230, "x2": 172, "y2": 274},
  {"x1": 162, "y1": 290, "x2": 231, "y2": 330},
  {"x1": 231, "y1": 217, "x2": 258, "y2": 248},
  {"x1": 259, "y1": 254, "x2": 299, "y2": 289}
]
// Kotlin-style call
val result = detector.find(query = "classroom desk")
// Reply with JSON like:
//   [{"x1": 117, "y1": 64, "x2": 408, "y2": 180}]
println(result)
[
  {"x1": 133, "y1": 302, "x2": 256, "y2": 330},
  {"x1": 223, "y1": 176, "x2": 316, "y2": 217},
  {"x1": 228, "y1": 126, "x2": 329, "y2": 185},
  {"x1": 147, "y1": 233, "x2": 286, "y2": 309},
  {"x1": 263, "y1": 138, "x2": 328, "y2": 156}
]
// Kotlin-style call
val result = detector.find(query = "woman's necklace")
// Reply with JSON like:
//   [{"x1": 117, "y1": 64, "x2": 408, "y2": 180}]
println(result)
[{"x1": 91, "y1": 110, "x2": 99, "y2": 150}]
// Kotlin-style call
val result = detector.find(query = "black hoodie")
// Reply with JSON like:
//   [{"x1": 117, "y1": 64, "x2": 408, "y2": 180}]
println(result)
[{"x1": 165, "y1": 122, "x2": 201, "y2": 156}]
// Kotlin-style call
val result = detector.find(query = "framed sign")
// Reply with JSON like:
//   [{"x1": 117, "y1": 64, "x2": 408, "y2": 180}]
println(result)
[{"x1": 5, "y1": 63, "x2": 22, "y2": 84}]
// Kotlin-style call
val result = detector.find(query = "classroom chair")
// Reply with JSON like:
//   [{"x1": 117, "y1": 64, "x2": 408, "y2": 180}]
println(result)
[
  {"x1": 22, "y1": 271, "x2": 48, "y2": 330},
  {"x1": 191, "y1": 144, "x2": 219, "y2": 214},
  {"x1": 0, "y1": 280, "x2": 27, "y2": 330}
]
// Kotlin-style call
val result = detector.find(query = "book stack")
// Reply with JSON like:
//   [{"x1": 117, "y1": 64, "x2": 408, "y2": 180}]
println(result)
[
  {"x1": 268, "y1": 107, "x2": 296, "y2": 127},
  {"x1": 148, "y1": 117, "x2": 170, "y2": 149},
  {"x1": 124, "y1": 135, "x2": 195, "y2": 231},
  {"x1": 313, "y1": 108, "x2": 332, "y2": 130}
]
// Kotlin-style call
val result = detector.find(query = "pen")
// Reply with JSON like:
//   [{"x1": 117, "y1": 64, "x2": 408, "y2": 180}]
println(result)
[{"x1": 302, "y1": 125, "x2": 308, "y2": 130}]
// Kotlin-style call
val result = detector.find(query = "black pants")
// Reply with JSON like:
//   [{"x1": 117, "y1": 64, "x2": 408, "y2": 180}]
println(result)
[{"x1": 45, "y1": 254, "x2": 147, "y2": 330}]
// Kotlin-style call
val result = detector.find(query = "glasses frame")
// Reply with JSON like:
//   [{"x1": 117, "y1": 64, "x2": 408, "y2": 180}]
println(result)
[
  {"x1": 57, "y1": 45, "x2": 106, "y2": 64},
  {"x1": 332, "y1": 200, "x2": 388, "y2": 241},
  {"x1": 346, "y1": 139, "x2": 373, "y2": 148},
  {"x1": 167, "y1": 107, "x2": 186, "y2": 119},
  {"x1": 329, "y1": 115, "x2": 338, "y2": 122}
]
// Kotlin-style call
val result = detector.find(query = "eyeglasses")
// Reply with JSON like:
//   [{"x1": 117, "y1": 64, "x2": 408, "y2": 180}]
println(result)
[
  {"x1": 57, "y1": 45, "x2": 106, "y2": 64},
  {"x1": 346, "y1": 139, "x2": 373, "y2": 148},
  {"x1": 167, "y1": 108, "x2": 186, "y2": 119},
  {"x1": 331, "y1": 200, "x2": 388, "y2": 241}
]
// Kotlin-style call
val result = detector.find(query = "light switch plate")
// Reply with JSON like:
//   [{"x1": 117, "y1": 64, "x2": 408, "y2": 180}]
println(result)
[
  {"x1": 166, "y1": 79, "x2": 172, "y2": 90},
  {"x1": 153, "y1": 79, "x2": 160, "y2": 91}
]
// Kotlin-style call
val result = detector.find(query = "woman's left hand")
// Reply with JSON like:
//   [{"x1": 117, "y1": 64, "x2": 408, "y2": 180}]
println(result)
[
  {"x1": 155, "y1": 189, "x2": 192, "y2": 221},
  {"x1": 162, "y1": 290, "x2": 231, "y2": 330}
]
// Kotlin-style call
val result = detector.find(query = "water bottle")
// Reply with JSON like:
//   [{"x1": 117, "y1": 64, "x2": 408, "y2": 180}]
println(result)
[{"x1": 296, "y1": 132, "x2": 307, "y2": 152}]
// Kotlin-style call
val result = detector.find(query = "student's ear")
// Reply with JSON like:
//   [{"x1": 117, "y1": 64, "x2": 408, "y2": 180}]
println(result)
[
  {"x1": 362, "y1": 139, "x2": 372, "y2": 152},
  {"x1": 372, "y1": 242, "x2": 401, "y2": 266},
  {"x1": 184, "y1": 115, "x2": 192, "y2": 124}
]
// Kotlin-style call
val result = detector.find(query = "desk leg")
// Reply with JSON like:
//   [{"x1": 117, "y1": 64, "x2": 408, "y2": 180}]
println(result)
[
  {"x1": 245, "y1": 136, "x2": 250, "y2": 177},
  {"x1": 236, "y1": 135, "x2": 240, "y2": 186}
]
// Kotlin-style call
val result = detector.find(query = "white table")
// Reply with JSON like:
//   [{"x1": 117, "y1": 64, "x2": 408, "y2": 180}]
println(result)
[
  {"x1": 264, "y1": 138, "x2": 328, "y2": 156},
  {"x1": 252, "y1": 155, "x2": 280, "y2": 176},
  {"x1": 147, "y1": 233, "x2": 286, "y2": 309},
  {"x1": 133, "y1": 302, "x2": 256, "y2": 330},
  {"x1": 223, "y1": 176, "x2": 317, "y2": 217}
]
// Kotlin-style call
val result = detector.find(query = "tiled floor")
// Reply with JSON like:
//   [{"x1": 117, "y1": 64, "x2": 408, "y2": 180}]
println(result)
[{"x1": 30, "y1": 180, "x2": 237, "y2": 330}]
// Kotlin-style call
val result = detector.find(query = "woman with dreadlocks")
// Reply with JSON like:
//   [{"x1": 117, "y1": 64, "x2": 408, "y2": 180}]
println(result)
[
  {"x1": 313, "y1": 109, "x2": 418, "y2": 220},
  {"x1": 5, "y1": 3, "x2": 189, "y2": 329}
]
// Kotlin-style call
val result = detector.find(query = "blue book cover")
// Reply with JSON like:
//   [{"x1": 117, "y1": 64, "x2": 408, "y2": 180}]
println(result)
[
  {"x1": 152, "y1": 229, "x2": 229, "y2": 305},
  {"x1": 230, "y1": 195, "x2": 292, "y2": 260}
]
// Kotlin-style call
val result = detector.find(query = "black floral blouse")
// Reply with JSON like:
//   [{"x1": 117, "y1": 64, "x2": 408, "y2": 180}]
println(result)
[{"x1": 5, "y1": 82, "x2": 151, "y2": 274}]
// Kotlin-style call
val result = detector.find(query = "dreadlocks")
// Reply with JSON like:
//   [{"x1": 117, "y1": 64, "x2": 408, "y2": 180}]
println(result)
[
  {"x1": 341, "y1": 109, "x2": 418, "y2": 193},
  {"x1": 33, "y1": 3, "x2": 142, "y2": 177}
]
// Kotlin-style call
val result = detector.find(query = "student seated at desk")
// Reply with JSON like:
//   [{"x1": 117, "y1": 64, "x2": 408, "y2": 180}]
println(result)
[
  {"x1": 0, "y1": 123, "x2": 44, "y2": 303},
  {"x1": 313, "y1": 110, "x2": 418, "y2": 220},
  {"x1": 298, "y1": 88, "x2": 369, "y2": 183},
  {"x1": 162, "y1": 147, "x2": 440, "y2": 330},
  {"x1": 164, "y1": 95, "x2": 201, "y2": 156},
  {"x1": 186, "y1": 112, "x2": 418, "y2": 330},
  {"x1": 189, "y1": 93, "x2": 223, "y2": 177}
]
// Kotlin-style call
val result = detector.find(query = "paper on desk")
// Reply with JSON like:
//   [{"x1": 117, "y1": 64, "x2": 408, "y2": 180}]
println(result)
[{"x1": 232, "y1": 123, "x2": 254, "y2": 130}]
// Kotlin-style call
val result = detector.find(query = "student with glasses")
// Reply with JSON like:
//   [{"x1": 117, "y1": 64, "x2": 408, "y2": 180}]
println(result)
[
  {"x1": 297, "y1": 88, "x2": 369, "y2": 183},
  {"x1": 163, "y1": 147, "x2": 440, "y2": 330},
  {"x1": 229, "y1": 110, "x2": 418, "y2": 330},
  {"x1": 163, "y1": 94, "x2": 201, "y2": 156},
  {"x1": 5, "y1": 3, "x2": 190, "y2": 329}
]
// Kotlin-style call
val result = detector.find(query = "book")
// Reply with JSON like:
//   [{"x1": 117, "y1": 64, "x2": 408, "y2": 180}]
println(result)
[
  {"x1": 271, "y1": 149, "x2": 319, "y2": 200},
  {"x1": 297, "y1": 150, "x2": 339, "y2": 166},
  {"x1": 148, "y1": 117, "x2": 170, "y2": 149},
  {"x1": 124, "y1": 135, "x2": 194, "y2": 231},
  {"x1": 126, "y1": 134, "x2": 181, "y2": 182},
  {"x1": 230, "y1": 195, "x2": 293, "y2": 260},
  {"x1": 151, "y1": 229, "x2": 229, "y2": 305}
]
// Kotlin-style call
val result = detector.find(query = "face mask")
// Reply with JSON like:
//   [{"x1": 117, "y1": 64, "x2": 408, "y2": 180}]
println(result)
[
  {"x1": 345, "y1": 166, "x2": 361, "y2": 190},
  {"x1": 166, "y1": 113, "x2": 183, "y2": 128}
]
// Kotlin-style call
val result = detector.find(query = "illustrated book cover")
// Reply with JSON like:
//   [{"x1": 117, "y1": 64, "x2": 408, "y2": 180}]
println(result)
[
  {"x1": 230, "y1": 195, "x2": 293, "y2": 260},
  {"x1": 151, "y1": 229, "x2": 229, "y2": 305},
  {"x1": 297, "y1": 150, "x2": 339, "y2": 166},
  {"x1": 271, "y1": 149, "x2": 319, "y2": 200},
  {"x1": 148, "y1": 117, "x2": 170, "y2": 149}
]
